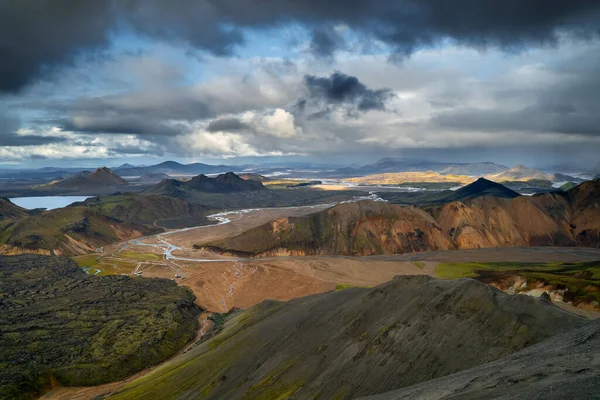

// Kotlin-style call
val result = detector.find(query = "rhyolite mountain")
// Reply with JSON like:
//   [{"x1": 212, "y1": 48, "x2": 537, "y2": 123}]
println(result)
[
  {"x1": 144, "y1": 172, "x2": 265, "y2": 196},
  {"x1": 438, "y1": 179, "x2": 600, "y2": 248},
  {"x1": 200, "y1": 180, "x2": 600, "y2": 256},
  {"x1": 108, "y1": 275, "x2": 584, "y2": 399},
  {"x1": 199, "y1": 201, "x2": 456, "y2": 257}
]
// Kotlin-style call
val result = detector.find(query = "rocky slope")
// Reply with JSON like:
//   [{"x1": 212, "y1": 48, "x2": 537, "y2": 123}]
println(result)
[
  {"x1": 361, "y1": 319, "x2": 600, "y2": 400},
  {"x1": 0, "y1": 198, "x2": 30, "y2": 220},
  {"x1": 109, "y1": 275, "x2": 584, "y2": 400},
  {"x1": 200, "y1": 201, "x2": 456, "y2": 256}
]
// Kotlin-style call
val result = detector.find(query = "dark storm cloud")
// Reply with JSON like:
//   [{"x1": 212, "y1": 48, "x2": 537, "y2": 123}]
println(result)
[
  {"x1": 3, "y1": 0, "x2": 600, "y2": 93},
  {"x1": 302, "y1": 72, "x2": 394, "y2": 115},
  {"x1": 207, "y1": 117, "x2": 250, "y2": 132},
  {"x1": 0, "y1": 134, "x2": 67, "y2": 147},
  {"x1": 309, "y1": 27, "x2": 346, "y2": 57},
  {"x1": 108, "y1": 144, "x2": 165, "y2": 156},
  {"x1": 60, "y1": 117, "x2": 182, "y2": 137}
]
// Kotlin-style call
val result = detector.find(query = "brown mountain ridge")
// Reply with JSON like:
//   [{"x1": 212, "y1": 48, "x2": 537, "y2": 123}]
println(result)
[{"x1": 199, "y1": 179, "x2": 600, "y2": 256}]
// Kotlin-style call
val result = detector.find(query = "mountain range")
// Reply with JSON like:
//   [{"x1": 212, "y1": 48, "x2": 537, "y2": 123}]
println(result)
[
  {"x1": 144, "y1": 172, "x2": 266, "y2": 196},
  {"x1": 199, "y1": 179, "x2": 600, "y2": 256},
  {"x1": 114, "y1": 161, "x2": 239, "y2": 176}
]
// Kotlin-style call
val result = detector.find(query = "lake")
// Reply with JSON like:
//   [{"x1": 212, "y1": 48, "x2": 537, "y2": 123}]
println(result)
[{"x1": 9, "y1": 196, "x2": 91, "y2": 210}]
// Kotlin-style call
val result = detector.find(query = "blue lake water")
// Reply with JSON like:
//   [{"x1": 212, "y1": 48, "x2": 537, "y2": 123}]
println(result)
[{"x1": 9, "y1": 196, "x2": 91, "y2": 210}]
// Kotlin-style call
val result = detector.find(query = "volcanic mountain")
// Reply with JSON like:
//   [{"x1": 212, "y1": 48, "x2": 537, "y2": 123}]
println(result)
[
  {"x1": 44, "y1": 167, "x2": 129, "y2": 190},
  {"x1": 108, "y1": 275, "x2": 584, "y2": 399},
  {"x1": 438, "y1": 177, "x2": 520, "y2": 202},
  {"x1": 199, "y1": 201, "x2": 456, "y2": 257},
  {"x1": 144, "y1": 172, "x2": 265, "y2": 196}
]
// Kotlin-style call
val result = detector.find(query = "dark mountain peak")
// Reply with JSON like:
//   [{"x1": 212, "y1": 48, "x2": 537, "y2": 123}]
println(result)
[
  {"x1": 451, "y1": 177, "x2": 520, "y2": 200},
  {"x1": 215, "y1": 171, "x2": 243, "y2": 182}
]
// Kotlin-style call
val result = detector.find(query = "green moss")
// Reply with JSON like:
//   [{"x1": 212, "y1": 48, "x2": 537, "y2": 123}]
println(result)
[{"x1": 0, "y1": 255, "x2": 199, "y2": 398}]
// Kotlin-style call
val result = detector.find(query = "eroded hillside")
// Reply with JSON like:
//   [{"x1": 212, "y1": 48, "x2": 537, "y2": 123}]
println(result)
[{"x1": 109, "y1": 275, "x2": 584, "y2": 400}]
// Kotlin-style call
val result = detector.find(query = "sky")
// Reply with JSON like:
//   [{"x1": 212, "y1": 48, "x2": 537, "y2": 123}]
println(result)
[{"x1": 1, "y1": 0, "x2": 600, "y2": 169}]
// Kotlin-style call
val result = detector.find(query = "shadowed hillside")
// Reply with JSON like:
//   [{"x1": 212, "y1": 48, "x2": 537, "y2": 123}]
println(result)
[
  {"x1": 360, "y1": 319, "x2": 600, "y2": 400},
  {"x1": 0, "y1": 254, "x2": 199, "y2": 399},
  {"x1": 0, "y1": 198, "x2": 30, "y2": 220},
  {"x1": 109, "y1": 275, "x2": 583, "y2": 400}
]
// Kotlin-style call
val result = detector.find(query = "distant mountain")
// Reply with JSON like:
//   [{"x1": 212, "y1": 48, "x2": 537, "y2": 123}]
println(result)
[
  {"x1": 333, "y1": 158, "x2": 508, "y2": 177},
  {"x1": 107, "y1": 275, "x2": 583, "y2": 399},
  {"x1": 198, "y1": 201, "x2": 456, "y2": 256},
  {"x1": 116, "y1": 161, "x2": 240, "y2": 176},
  {"x1": 441, "y1": 162, "x2": 508, "y2": 176},
  {"x1": 238, "y1": 173, "x2": 270, "y2": 182},
  {"x1": 144, "y1": 172, "x2": 265, "y2": 196},
  {"x1": 486, "y1": 165, "x2": 577, "y2": 183},
  {"x1": 43, "y1": 167, "x2": 129, "y2": 190},
  {"x1": 114, "y1": 163, "x2": 136, "y2": 170}
]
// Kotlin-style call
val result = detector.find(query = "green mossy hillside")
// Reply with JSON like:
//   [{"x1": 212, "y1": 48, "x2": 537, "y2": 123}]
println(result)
[{"x1": 0, "y1": 254, "x2": 200, "y2": 399}]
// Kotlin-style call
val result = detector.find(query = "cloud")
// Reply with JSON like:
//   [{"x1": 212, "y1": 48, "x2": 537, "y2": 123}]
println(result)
[
  {"x1": 207, "y1": 117, "x2": 250, "y2": 133},
  {"x1": 1, "y1": 110, "x2": 67, "y2": 146},
  {"x1": 2, "y1": 0, "x2": 600, "y2": 93},
  {"x1": 300, "y1": 71, "x2": 395, "y2": 117}
]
